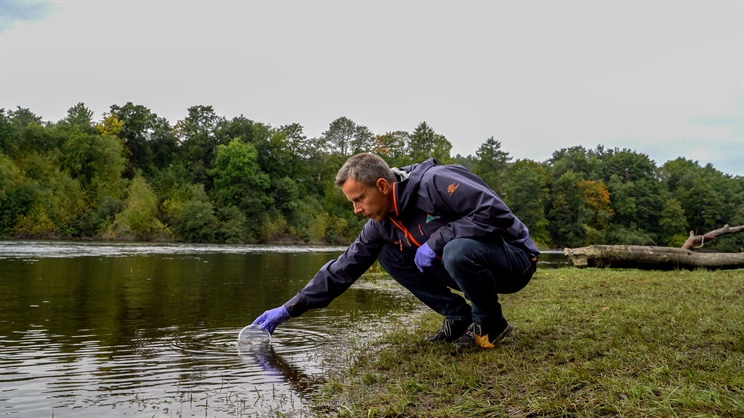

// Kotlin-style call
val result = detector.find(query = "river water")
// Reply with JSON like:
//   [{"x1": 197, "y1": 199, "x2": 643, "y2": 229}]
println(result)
[{"x1": 0, "y1": 241, "x2": 568, "y2": 417}]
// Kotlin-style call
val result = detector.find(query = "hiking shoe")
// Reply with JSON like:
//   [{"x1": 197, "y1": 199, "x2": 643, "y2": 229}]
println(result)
[
  {"x1": 453, "y1": 321, "x2": 513, "y2": 349},
  {"x1": 426, "y1": 318, "x2": 470, "y2": 342}
]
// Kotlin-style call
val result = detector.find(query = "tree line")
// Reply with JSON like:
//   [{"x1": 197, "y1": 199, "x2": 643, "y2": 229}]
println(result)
[{"x1": 1, "y1": 103, "x2": 742, "y2": 251}]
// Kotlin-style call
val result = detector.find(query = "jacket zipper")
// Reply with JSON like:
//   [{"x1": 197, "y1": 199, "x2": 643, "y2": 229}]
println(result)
[{"x1": 387, "y1": 216, "x2": 422, "y2": 248}]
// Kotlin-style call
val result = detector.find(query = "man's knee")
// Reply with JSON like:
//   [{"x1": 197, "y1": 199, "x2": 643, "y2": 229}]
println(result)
[
  {"x1": 442, "y1": 238, "x2": 479, "y2": 273},
  {"x1": 442, "y1": 238, "x2": 468, "y2": 257}
]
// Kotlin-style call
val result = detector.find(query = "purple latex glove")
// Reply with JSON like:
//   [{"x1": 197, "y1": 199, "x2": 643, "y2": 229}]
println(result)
[
  {"x1": 251, "y1": 306, "x2": 290, "y2": 335},
  {"x1": 414, "y1": 242, "x2": 436, "y2": 272}
]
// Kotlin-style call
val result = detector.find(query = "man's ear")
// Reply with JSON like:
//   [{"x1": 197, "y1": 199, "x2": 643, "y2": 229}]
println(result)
[{"x1": 376, "y1": 178, "x2": 390, "y2": 193}]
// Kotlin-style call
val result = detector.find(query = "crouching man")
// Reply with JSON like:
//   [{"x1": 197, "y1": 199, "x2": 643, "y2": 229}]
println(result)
[{"x1": 252, "y1": 153, "x2": 538, "y2": 349}]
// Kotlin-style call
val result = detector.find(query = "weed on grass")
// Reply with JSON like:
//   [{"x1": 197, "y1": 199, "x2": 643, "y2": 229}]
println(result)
[{"x1": 315, "y1": 268, "x2": 744, "y2": 417}]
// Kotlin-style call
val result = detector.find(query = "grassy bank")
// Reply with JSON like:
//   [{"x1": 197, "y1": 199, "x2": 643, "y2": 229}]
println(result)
[{"x1": 315, "y1": 268, "x2": 744, "y2": 417}]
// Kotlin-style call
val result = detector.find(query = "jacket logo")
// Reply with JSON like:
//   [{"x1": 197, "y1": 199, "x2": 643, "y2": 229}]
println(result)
[
  {"x1": 426, "y1": 214, "x2": 440, "y2": 223},
  {"x1": 447, "y1": 182, "x2": 460, "y2": 195}
]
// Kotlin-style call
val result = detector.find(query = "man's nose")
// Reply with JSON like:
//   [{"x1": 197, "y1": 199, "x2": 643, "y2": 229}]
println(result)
[{"x1": 353, "y1": 203, "x2": 363, "y2": 214}]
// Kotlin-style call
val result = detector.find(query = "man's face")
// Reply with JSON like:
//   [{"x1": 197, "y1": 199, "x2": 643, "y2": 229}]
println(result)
[{"x1": 341, "y1": 177, "x2": 393, "y2": 222}]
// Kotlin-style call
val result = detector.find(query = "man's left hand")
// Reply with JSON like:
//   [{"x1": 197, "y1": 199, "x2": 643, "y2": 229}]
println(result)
[{"x1": 414, "y1": 243, "x2": 436, "y2": 272}]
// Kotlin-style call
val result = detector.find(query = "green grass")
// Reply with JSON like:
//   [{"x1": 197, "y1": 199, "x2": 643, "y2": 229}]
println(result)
[{"x1": 314, "y1": 268, "x2": 744, "y2": 417}]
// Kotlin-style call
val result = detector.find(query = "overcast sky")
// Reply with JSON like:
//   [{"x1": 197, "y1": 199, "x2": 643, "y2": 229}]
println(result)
[{"x1": 1, "y1": 1, "x2": 742, "y2": 176}]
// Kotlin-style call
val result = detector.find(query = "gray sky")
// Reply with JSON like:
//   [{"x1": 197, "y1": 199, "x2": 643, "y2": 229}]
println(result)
[{"x1": 1, "y1": 1, "x2": 742, "y2": 176}]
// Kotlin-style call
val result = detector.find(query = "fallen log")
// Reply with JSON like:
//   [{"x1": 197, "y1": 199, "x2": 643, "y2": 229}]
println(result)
[{"x1": 563, "y1": 245, "x2": 744, "y2": 270}]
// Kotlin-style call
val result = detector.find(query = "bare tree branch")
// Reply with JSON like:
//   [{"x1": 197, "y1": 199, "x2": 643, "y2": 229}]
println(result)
[{"x1": 681, "y1": 224, "x2": 744, "y2": 250}]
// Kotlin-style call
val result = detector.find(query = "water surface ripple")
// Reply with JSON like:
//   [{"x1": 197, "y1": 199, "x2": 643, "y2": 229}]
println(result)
[{"x1": 0, "y1": 241, "x2": 419, "y2": 417}]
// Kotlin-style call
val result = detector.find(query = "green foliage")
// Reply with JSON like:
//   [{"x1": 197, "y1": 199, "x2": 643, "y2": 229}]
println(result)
[
  {"x1": 74, "y1": 196, "x2": 124, "y2": 237},
  {"x1": 150, "y1": 164, "x2": 192, "y2": 204},
  {"x1": 370, "y1": 131, "x2": 407, "y2": 164},
  {"x1": 504, "y1": 160, "x2": 550, "y2": 246},
  {"x1": 453, "y1": 153, "x2": 476, "y2": 171},
  {"x1": 658, "y1": 198, "x2": 689, "y2": 246},
  {"x1": 6, "y1": 151, "x2": 88, "y2": 238},
  {"x1": 109, "y1": 102, "x2": 177, "y2": 177},
  {"x1": 547, "y1": 145, "x2": 601, "y2": 180},
  {"x1": 605, "y1": 224, "x2": 657, "y2": 245},
  {"x1": 0, "y1": 110, "x2": 19, "y2": 154},
  {"x1": 326, "y1": 216, "x2": 352, "y2": 245},
  {"x1": 16, "y1": 121, "x2": 63, "y2": 156},
  {"x1": 58, "y1": 102, "x2": 95, "y2": 134},
  {"x1": 407, "y1": 122, "x2": 436, "y2": 163},
  {"x1": 661, "y1": 158, "x2": 741, "y2": 250},
  {"x1": 8, "y1": 106, "x2": 43, "y2": 128},
  {"x1": 548, "y1": 171, "x2": 588, "y2": 248},
  {"x1": 174, "y1": 105, "x2": 225, "y2": 184},
  {"x1": 11, "y1": 173, "x2": 87, "y2": 238},
  {"x1": 209, "y1": 138, "x2": 264, "y2": 206},
  {"x1": 270, "y1": 176, "x2": 299, "y2": 219},
  {"x1": 216, "y1": 205, "x2": 248, "y2": 243},
  {"x1": 87, "y1": 134, "x2": 127, "y2": 202},
  {"x1": 170, "y1": 184, "x2": 251, "y2": 243},
  {"x1": 46, "y1": 172, "x2": 88, "y2": 237},
  {"x1": 2, "y1": 107, "x2": 49, "y2": 157},
  {"x1": 114, "y1": 176, "x2": 163, "y2": 240},
  {"x1": 0, "y1": 153, "x2": 25, "y2": 237},
  {"x1": 598, "y1": 149, "x2": 666, "y2": 243},
  {"x1": 321, "y1": 117, "x2": 373, "y2": 157},
  {"x1": 407, "y1": 122, "x2": 455, "y2": 164},
  {"x1": 718, "y1": 205, "x2": 744, "y2": 251},
  {"x1": 0, "y1": 152, "x2": 22, "y2": 195},
  {"x1": 208, "y1": 138, "x2": 272, "y2": 229},
  {"x1": 3, "y1": 103, "x2": 742, "y2": 250},
  {"x1": 214, "y1": 114, "x2": 258, "y2": 146},
  {"x1": 308, "y1": 212, "x2": 332, "y2": 242},
  {"x1": 174, "y1": 197, "x2": 219, "y2": 243},
  {"x1": 259, "y1": 215, "x2": 289, "y2": 242},
  {"x1": 61, "y1": 130, "x2": 126, "y2": 202},
  {"x1": 472, "y1": 136, "x2": 511, "y2": 196},
  {"x1": 287, "y1": 197, "x2": 324, "y2": 241}
]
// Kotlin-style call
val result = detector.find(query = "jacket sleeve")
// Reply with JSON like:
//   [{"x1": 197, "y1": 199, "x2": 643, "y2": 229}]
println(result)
[
  {"x1": 423, "y1": 166, "x2": 517, "y2": 254},
  {"x1": 283, "y1": 220, "x2": 384, "y2": 317}
]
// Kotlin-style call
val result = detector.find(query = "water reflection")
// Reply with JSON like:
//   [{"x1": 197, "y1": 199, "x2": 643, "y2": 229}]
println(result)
[
  {"x1": 0, "y1": 241, "x2": 424, "y2": 417},
  {"x1": 239, "y1": 344, "x2": 319, "y2": 396},
  {"x1": 0, "y1": 241, "x2": 568, "y2": 417}
]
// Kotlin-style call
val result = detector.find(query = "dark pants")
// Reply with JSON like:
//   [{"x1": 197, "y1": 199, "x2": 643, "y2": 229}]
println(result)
[{"x1": 377, "y1": 237, "x2": 536, "y2": 326}]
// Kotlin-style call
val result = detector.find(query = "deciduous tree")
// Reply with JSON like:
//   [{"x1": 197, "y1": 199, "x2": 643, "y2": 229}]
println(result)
[
  {"x1": 174, "y1": 105, "x2": 225, "y2": 183},
  {"x1": 114, "y1": 175, "x2": 163, "y2": 240},
  {"x1": 58, "y1": 103, "x2": 95, "y2": 134},
  {"x1": 321, "y1": 117, "x2": 373, "y2": 157},
  {"x1": 503, "y1": 159, "x2": 550, "y2": 246},
  {"x1": 109, "y1": 103, "x2": 157, "y2": 176}
]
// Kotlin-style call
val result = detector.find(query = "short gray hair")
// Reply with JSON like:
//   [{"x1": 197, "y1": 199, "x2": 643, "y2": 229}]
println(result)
[{"x1": 335, "y1": 153, "x2": 395, "y2": 187}]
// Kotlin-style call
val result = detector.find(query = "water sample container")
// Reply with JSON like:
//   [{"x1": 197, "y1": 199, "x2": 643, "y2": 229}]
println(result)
[{"x1": 238, "y1": 324, "x2": 271, "y2": 346}]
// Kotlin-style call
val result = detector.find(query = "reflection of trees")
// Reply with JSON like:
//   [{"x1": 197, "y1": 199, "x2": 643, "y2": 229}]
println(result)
[
  {"x1": 0, "y1": 251, "x2": 338, "y2": 346},
  {"x1": 0, "y1": 248, "x2": 414, "y2": 416}
]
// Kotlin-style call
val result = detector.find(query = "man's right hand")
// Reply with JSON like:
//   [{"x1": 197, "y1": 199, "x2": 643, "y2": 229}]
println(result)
[{"x1": 251, "y1": 306, "x2": 290, "y2": 334}]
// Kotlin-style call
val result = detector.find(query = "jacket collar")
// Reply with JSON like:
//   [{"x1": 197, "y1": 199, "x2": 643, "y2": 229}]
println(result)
[{"x1": 391, "y1": 158, "x2": 438, "y2": 217}]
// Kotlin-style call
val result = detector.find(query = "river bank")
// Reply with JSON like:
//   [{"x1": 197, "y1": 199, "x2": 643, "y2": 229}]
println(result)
[{"x1": 313, "y1": 267, "x2": 744, "y2": 417}]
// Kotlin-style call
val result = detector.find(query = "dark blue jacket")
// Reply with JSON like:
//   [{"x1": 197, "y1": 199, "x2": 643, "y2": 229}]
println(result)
[{"x1": 284, "y1": 159, "x2": 539, "y2": 317}]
